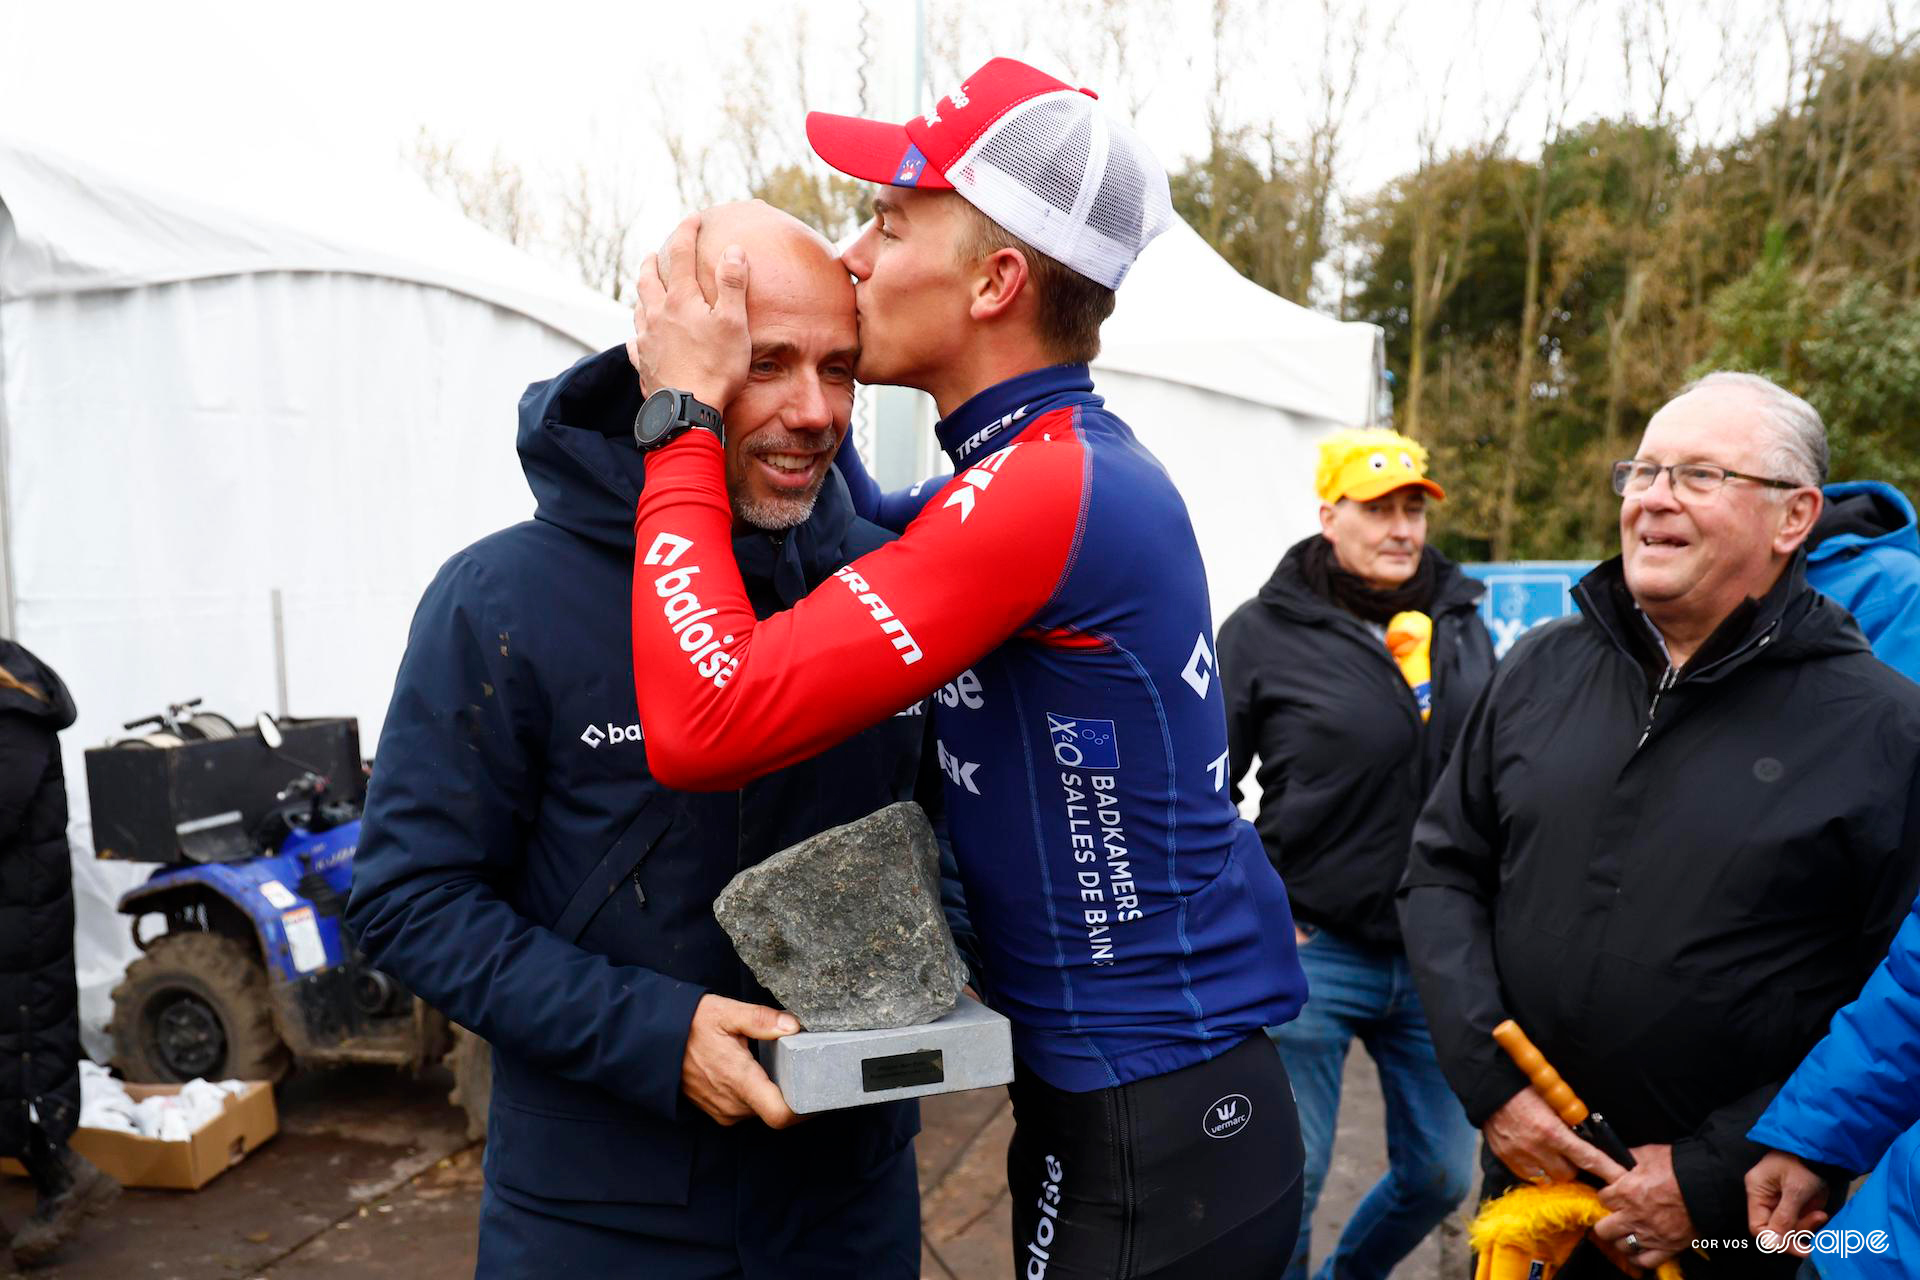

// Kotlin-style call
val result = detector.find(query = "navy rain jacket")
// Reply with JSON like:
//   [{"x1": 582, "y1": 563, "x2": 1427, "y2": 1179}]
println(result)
[{"x1": 345, "y1": 347, "x2": 932, "y2": 1264}]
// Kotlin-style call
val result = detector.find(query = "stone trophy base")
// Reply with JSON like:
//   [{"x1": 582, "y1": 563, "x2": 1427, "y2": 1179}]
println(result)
[{"x1": 758, "y1": 995, "x2": 1015, "y2": 1114}]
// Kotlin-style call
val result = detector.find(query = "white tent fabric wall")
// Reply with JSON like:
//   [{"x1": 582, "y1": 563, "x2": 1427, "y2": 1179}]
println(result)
[
  {"x1": 1, "y1": 140, "x2": 627, "y2": 1059},
  {"x1": 1096, "y1": 370, "x2": 1333, "y2": 637}
]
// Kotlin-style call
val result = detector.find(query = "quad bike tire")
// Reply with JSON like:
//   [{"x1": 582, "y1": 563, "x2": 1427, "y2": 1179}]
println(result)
[
  {"x1": 446, "y1": 1025, "x2": 492, "y2": 1141},
  {"x1": 177, "y1": 712, "x2": 237, "y2": 740},
  {"x1": 110, "y1": 932, "x2": 291, "y2": 1083}
]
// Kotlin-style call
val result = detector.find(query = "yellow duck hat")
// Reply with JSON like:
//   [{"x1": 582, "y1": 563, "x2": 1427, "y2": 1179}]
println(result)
[
  {"x1": 1469, "y1": 1182, "x2": 1685, "y2": 1280},
  {"x1": 1317, "y1": 428, "x2": 1447, "y2": 505}
]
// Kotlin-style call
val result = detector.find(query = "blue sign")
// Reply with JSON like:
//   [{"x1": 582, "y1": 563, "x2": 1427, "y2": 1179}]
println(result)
[{"x1": 1461, "y1": 562, "x2": 1597, "y2": 659}]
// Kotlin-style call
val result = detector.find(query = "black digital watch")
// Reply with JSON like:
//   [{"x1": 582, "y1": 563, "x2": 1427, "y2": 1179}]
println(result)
[{"x1": 634, "y1": 388, "x2": 725, "y2": 451}]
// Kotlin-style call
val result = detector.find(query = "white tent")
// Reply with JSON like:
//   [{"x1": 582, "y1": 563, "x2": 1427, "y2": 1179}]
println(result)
[
  {"x1": 1095, "y1": 218, "x2": 1385, "y2": 635},
  {"x1": 0, "y1": 134, "x2": 628, "y2": 1054}
]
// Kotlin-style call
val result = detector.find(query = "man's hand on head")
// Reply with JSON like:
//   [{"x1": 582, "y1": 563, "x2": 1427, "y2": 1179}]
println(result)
[
  {"x1": 628, "y1": 212, "x2": 752, "y2": 413},
  {"x1": 680, "y1": 993, "x2": 801, "y2": 1129}
]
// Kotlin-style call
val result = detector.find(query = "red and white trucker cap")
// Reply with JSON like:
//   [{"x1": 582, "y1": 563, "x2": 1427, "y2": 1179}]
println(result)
[{"x1": 804, "y1": 57, "x2": 1175, "y2": 290}]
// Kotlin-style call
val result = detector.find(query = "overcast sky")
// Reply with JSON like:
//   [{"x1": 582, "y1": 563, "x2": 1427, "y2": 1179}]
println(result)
[{"x1": 4, "y1": 0, "x2": 1911, "y2": 273}]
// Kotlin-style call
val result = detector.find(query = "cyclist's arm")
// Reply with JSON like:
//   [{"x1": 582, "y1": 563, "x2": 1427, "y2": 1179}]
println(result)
[
  {"x1": 632, "y1": 428, "x2": 1080, "y2": 790},
  {"x1": 833, "y1": 432, "x2": 951, "y2": 531}
]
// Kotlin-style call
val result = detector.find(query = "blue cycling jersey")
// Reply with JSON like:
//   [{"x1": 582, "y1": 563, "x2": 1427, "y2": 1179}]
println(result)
[{"x1": 633, "y1": 363, "x2": 1307, "y2": 1090}]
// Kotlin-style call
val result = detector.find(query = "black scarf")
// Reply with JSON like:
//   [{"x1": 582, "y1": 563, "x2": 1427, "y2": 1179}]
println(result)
[{"x1": 1299, "y1": 535, "x2": 1439, "y2": 625}]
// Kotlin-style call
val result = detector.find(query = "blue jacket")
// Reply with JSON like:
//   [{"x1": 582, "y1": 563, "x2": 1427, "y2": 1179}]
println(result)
[
  {"x1": 345, "y1": 348, "x2": 929, "y2": 1267},
  {"x1": 1749, "y1": 890, "x2": 1920, "y2": 1278},
  {"x1": 1808, "y1": 481, "x2": 1920, "y2": 683}
]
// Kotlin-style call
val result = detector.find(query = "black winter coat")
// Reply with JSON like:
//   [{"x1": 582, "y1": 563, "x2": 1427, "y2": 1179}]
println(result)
[
  {"x1": 1218, "y1": 538, "x2": 1492, "y2": 947},
  {"x1": 1399, "y1": 554, "x2": 1920, "y2": 1271},
  {"x1": 0, "y1": 641, "x2": 80, "y2": 1158},
  {"x1": 346, "y1": 348, "x2": 932, "y2": 1257}
]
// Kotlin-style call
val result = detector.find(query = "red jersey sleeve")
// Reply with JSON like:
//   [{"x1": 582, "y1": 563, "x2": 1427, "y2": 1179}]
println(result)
[{"x1": 631, "y1": 425, "x2": 1083, "y2": 790}]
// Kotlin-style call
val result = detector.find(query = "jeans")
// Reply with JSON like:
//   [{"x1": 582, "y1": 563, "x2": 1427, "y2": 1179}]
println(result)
[{"x1": 1267, "y1": 927, "x2": 1478, "y2": 1280}]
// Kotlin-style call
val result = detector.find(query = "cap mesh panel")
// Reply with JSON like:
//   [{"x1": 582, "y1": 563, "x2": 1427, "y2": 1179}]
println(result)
[{"x1": 948, "y1": 90, "x2": 1174, "y2": 289}]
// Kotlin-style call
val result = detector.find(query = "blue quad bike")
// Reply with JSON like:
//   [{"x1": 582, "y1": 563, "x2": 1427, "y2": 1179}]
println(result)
[{"x1": 86, "y1": 706, "x2": 491, "y2": 1137}]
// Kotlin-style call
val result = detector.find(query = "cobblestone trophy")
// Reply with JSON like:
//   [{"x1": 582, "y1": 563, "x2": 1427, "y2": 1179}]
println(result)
[{"x1": 713, "y1": 802, "x2": 1013, "y2": 1113}]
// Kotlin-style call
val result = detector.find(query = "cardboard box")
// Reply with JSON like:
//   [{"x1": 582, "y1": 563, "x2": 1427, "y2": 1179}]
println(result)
[{"x1": 1, "y1": 1081, "x2": 278, "y2": 1191}]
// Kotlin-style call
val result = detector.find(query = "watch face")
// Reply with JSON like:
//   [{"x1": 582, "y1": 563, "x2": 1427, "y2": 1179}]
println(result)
[{"x1": 636, "y1": 390, "x2": 680, "y2": 445}]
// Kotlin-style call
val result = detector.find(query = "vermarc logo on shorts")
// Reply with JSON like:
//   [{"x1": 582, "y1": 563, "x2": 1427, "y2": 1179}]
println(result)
[{"x1": 1203, "y1": 1093, "x2": 1252, "y2": 1139}]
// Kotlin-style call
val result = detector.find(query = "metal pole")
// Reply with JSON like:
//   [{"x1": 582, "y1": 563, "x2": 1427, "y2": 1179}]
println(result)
[
  {"x1": 0, "y1": 296, "x2": 16, "y2": 640},
  {"x1": 912, "y1": 0, "x2": 926, "y2": 114},
  {"x1": 270, "y1": 588, "x2": 289, "y2": 717}
]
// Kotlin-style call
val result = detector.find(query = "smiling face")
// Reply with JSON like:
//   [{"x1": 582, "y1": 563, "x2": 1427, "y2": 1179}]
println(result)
[
  {"x1": 837, "y1": 188, "x2": 975, "y2": 390},
  {"x1": 692, "y1": 203, "x2": 859, "y2": 530},
  {"x1": 1620, "y1": 386, "x2": 1818, "y2": 621},
  {"x1": 1321, "y1": 487, "x2": 1429, "y2": 589}
]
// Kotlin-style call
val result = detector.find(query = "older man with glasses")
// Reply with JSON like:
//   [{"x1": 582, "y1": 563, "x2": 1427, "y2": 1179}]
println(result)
[{"x1": 1399, "y1": 371, "x2": 1920, "y2": 1278}]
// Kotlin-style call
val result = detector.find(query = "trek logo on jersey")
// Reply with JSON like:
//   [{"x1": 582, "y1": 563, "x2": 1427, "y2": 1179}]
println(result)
[
  {"x1": 1047, "y1": 713, "x2": 1119, "y2": 770},
  {"x1": 941, "y1": 443, "x2": 1021, "y2": 522},
  {"x1": 643, "y1": 532, "x2": 738, "y2": 689},
  {"x1": 833, "y1": 565, "x2": 924, "y2": 665},
  {"x1": 1181, "y1": 634, "x2": 1216, "y2": 699},
  {"x1": 936, "y1": 668, "x2": 984, "y2": 710},
  {"x1": 953, "y1": 404, "x2": 1028, "y2": 463},
  {"x1": 1202, "y1": 1093, "x2": 1252, "y2": 1139},
  {"x1": 937, "y1": 739, "x2": 982, "y2": 795},
  {"x1": 580, "y1": 722, "x2": 643, "y2": 748}
]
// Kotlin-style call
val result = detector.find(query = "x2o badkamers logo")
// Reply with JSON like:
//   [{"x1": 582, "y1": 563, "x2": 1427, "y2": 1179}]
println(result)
[{"x1": 1047, "y1": 714, "x2": 1119, "y2": 770}]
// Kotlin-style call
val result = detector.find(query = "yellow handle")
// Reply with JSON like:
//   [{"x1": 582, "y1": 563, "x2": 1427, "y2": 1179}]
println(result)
[{"x1": 1492, "y1": 1019, "x2": 1590, "y2": 1127}]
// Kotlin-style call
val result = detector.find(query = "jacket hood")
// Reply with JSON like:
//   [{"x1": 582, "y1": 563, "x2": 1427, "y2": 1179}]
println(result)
[
  {"x1": 1810, "y1": 481, "x2": 1919, "y2": 563},
  {"x1": 1574, "y1": 549, "x2": 1869, "y2": 678},
  {"x1": 0, "y1": 640, "x2": 76, "y2": 729},
  {"x1": 1256, "y1": 535, "x2": 1483, "y2": 624},
  {"x1": 516, "y1": 346, "x2": 856, "y2": 596}
]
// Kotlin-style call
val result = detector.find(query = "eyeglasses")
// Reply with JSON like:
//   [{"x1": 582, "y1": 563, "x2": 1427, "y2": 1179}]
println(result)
[{"x1": 1611, "y1": 460, "x2": 1804, "y2": 497}]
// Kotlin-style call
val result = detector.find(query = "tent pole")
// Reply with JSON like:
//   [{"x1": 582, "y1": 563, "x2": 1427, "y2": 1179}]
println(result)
[
  {"x1": 0, "y1": 297, "x2": 15, "y2": 640},
  {"x1": 271, "y1": 587, "x2": 289, "y2": 717}
]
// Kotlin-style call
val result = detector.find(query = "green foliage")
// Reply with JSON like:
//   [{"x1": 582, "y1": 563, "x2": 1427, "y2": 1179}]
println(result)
[
  {"x1": 1169, "y1": 135, "x2": 1321, "y2": 304},
  {"x1": 1343, "y1": 42, "x2": 1916, "y2": 556},
  {"x1": 1800, "y1": 286, "x2": 1920, "y2": 492},
  {"x1": 1701, "y1": 262, "x2": 1920, "y2": 496},
  {"x1": 1697, "y1": 228, "x2": 1809, "y2": 378}
]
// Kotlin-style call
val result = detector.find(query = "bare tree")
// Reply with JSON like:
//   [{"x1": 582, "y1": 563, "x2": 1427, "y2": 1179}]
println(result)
[
  {"x1": 1045, "y1": 0, "x2": 1180, "y2": 123},
  {"x1": 410, "y1": 127, "x2": 538, "y2": 249},
  {"x1": 560, "y1": 162, "x2": 642, "y2": 302},
  {"x1": 1494, "y1": 0, "x2": 1592, "y2": 559},
  {"x1": 1393, "y1": 0, "x2": 1513, "y2": 439},
  {"x1": 653, "y1": 79, "x2": 718, "y2": 213}
]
